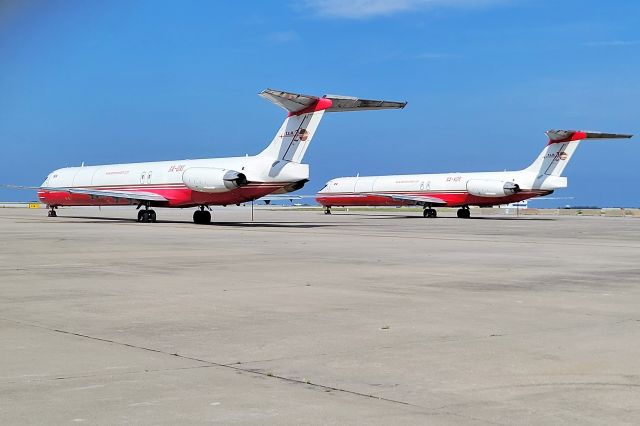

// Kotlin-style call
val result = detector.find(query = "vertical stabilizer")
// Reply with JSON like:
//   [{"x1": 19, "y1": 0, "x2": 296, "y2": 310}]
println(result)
[
  {"x1": 524, "y1": 129, "x2": 632, "y2": 177},
  {"x1": 257, "y1": 89, "x2": 406, "y2": 163},
  {"x1": 258, "y1": 109, "x2": 327, "y2": 162}
]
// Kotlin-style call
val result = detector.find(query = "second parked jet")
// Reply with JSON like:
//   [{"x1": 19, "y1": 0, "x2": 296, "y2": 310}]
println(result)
[{"x1": 316, "y1": 130, "x2": 632, "y2": 218}]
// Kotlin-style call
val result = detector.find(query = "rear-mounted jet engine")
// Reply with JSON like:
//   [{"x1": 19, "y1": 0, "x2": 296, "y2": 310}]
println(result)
[{"x1": 182, "y1": 168, "x2": 247, "y2": 193}]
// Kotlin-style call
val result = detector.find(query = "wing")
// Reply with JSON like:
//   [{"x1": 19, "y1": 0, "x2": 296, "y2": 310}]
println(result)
[
  {"x1": 259, "y1": 195, "x2": 303, "y2": 201},
  {"x1": 369, "y1": 193, "x2": 447, "y2": 206},
  {"x1": 56, "y1": 187, "x2": 168, "y2": 202},
  {"x1": 2, "y1": 185, "x2": 169, "y2": 203},
  {"x1": 47, "y1": 187, "x2": 168, "y2": 202}
]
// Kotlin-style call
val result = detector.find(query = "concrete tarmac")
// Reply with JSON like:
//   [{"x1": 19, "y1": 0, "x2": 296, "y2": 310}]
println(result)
[{"x1": 1, "y1": 207, "x2": 639, "y2": 425}]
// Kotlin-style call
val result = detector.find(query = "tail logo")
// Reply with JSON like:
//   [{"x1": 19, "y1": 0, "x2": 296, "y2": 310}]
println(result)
[{"x1": 296, "y1": 129, "x2": 309, "y2": 141}]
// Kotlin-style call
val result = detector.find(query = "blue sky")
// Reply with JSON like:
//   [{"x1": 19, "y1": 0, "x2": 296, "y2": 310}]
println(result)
[{"x1": 1, "y1": 0, "x2": 638, "y2": 206}]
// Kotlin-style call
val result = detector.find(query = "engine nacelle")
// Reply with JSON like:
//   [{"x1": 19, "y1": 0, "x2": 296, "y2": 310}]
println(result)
[
  {"x1": 182, "y1": 167, "x2": 247, "y2": 193},
  {"x1": 466, "y1": 179, "x2": 520, "y2": 197}
]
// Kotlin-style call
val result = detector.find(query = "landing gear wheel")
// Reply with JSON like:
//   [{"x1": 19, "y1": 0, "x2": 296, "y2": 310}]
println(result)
[
  {"x1": 457, "y1": 208, "x2": 471, "y2": 219},
  {"x1": 137, "y1": 209, "x2": 156, "y2": 223},
  {"x1": 193, "y1": 209, "x2": 211, "y2": 224},
  {"x1": 47, "y1": 209, "x2": 57, "y2": 217},
  {"x1": 423, "y1": 208, "x2": 437, "y2": 218},
  {"x1": 324, "y1": 207, "x2": 332, "y2": 215}
]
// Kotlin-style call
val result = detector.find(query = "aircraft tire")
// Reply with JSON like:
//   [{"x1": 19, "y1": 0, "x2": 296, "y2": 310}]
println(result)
[
  {"x1": 457, "y1": 208, "x2": 471, "y2": 219},
  {"x1": 423, "y1": 208, "x2": 437, "y2": 218},
  {"x1": 193, "y1": 210, "x2": 211, "y2": 224}
]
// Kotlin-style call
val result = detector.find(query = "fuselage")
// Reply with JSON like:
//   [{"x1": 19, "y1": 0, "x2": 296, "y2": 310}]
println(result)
[
  {"x1": 39, "y1": 155, "x2": 308, "y2": 208},
  {"x1": 316, "y1": 170, "x2": 561, "y2": 208}
]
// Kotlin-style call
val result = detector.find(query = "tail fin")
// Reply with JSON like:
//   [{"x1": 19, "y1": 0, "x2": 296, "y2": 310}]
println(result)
[
  {"x1": 524, "y1": 129, "x2": 632, "y2": 177},
  {"x1": 257, "y1": 89, "x2": 406, "y2": 163}
]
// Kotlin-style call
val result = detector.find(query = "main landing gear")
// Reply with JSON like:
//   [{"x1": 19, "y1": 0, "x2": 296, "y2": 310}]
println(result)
[
  {"x1": 423, "y1": 208, "x2": 437, "y2": 218},
  {"x1": 137, "y1": 208, "x2": 157, "y2": 223},
  {"x1": 136, "y1": 203, "x2": 157, "y2": 223},
  {"x1": 456, "y1": 207, "x2": 471, "y2": 219},
  {"x1": 324, "y1": 206, "x2": 332, "y2": 215},
  {"x1": 193, "y1": 205, "x2": 211, "y2": 224},
  {"x1": 47, "y1": 206, "x2": 57, "y2": 217}
]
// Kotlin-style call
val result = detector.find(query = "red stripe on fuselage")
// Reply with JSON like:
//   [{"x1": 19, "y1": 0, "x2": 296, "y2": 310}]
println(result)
[
  {"x1": 315, "y1": 190, "x2": 550, "y2": 208},
  {"x1": 39, "y1": 183, "x2": 291, "y2": 208}
]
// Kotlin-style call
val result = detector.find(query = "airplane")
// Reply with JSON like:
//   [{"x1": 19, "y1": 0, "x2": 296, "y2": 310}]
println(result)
[
  {"x1": 23, "y1": 89, "x2": 406, "y2": 223},
  {"x1": 316, "y1": 130, "x2": 632, "y2": 218}
]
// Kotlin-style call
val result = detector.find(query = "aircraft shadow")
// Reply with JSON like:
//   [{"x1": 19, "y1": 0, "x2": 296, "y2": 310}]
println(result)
[
  {"x1": 59, "y1": 215, "x2": 336, "y2": 228},
  {"x1": 209, "y1": 221, "x2": 336, "y2": 229},
  {"x1": 334, "y1": 213, "x2": 556, "y2": 221}
]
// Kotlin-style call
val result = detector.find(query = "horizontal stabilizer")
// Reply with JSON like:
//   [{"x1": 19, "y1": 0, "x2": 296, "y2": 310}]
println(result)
[
  {"x1": 260, "y1": 89, "x2": 406, "y2": 114},
  {"x1": 323, "y1": 94, "x2": 408, "y2": 112},
  {"x1": 546, "y1": 129, "x2": 633, "y2": 144}
]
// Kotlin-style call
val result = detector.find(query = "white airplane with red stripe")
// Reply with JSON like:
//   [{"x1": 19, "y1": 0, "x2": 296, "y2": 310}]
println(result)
[
  {"x1": 32, "y1": 89, "x2": 405, "y2": 223},
  {"x1": 316, "y1": 130, "x2": 632, "y2": 218}
]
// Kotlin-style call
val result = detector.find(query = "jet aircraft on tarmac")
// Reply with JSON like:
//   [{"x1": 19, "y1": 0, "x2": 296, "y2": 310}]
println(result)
[
  {"x1": 316, "y1": 130, "x2": 632, "y2": 218},
  {"x1": 28, "y1": 89, "x2": 405, "y2": 223}
]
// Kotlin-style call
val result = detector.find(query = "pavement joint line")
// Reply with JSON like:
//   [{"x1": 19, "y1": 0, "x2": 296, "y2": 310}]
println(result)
[{"x1": 0, "y1": 317, "x2": 424, "y2": 411}]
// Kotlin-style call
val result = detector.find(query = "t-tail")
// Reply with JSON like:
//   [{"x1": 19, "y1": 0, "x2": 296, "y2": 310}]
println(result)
[
  {"x1": 523, "y1": 130, "x2": 632, "y2": 189},
  {"x1": 257, "y1": 89, "x2": 407, "y2": 163}
]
